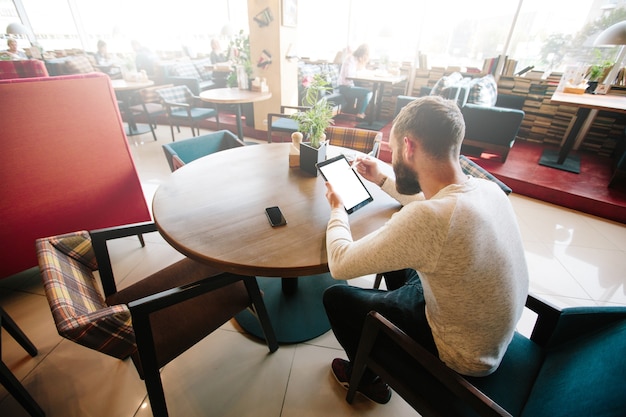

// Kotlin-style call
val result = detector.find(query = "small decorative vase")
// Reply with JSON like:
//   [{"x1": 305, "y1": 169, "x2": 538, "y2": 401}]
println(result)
[{"x1": 300, "y1": 140, "x2": 327, "y2": 176}]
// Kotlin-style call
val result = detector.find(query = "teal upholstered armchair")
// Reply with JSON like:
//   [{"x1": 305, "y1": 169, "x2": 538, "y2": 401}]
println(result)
[
  {"x1": 162, "y1": 129, "x2": 245, "y2": 171},
  {"x1": 347, "y1": 294, "x2": 626, "y2": 416},
  {"x1": 396, "y1": 88, "x2": 525, "y2": 163}
]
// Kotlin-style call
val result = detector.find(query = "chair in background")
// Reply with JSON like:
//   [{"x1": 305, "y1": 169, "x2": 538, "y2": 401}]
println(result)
[
  {"x1": 36, "y1": 222, "x2": 278, "y2": 417},
  {"x1": 156, "y1": 85, "x2": 219, "y2": 141},
  {"x1": 394, "y1": 94, "x2": 525, "y2": 163},
  {"x1": 325, "y1": 126, "x2": 382, "y2": 157},
  {"x1": 128, "y1": 84, "x2": 173, "y2": 141},
  {"x1": 0, "y1": 306, "x2": 45, "y2": 417},
  {"x1": 162, "y1": 130, "x2": 245, "y2": 172},
  {"x1": 347, "y1": 294, "x2": 626, "y2": 416},
  {"x1": 267, "y1": 105, "x2": 309, "y2": 143}
]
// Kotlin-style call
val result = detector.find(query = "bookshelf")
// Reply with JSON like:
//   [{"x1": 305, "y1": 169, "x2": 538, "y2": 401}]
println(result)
[{"x1": 406, "y1": 66, "x2": 625, "y2": 158}]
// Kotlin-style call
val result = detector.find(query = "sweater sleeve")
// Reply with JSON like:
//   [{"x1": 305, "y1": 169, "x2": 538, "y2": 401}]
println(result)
[
  {"x1": 326, "y1": 197, "x2": 449, "y2": 280},
  {"x1": 380, "y1": 176, "x2": 425, "y2": 206}
]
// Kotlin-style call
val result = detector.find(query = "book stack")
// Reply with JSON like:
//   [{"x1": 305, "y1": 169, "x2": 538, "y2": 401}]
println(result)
[{"x1": 482, "y1": 56, "x2": 500, "y2": 75}]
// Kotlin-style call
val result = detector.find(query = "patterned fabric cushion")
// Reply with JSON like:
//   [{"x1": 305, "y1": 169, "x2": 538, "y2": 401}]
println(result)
[
  {"x1": 173, "y1": 61, "x2": 201, "y2": 79},
  {"x1": 467, "y1": 75, "x2": 498, "y2": 107},
  {"x1": 326, "y1": 126, "x2": 382, "y2": 155},
  {"x1": 460, "y1": 155, "x2": 512, "y2": 194},
  {"x1": 36, "y1": 234, "x2": 136, "y2": 360},
  {"x1": 49, "y1": 231, "x2": 98, "y2": 270},
  {"x1": 65, "y1": 55, "x2": 95, "y2": 74},
  {"x1": 193, "y1": 58, "x2": 214, "y2": 81},
  {"x1": 430, "y1": 72, "x2": 463, "y2": 97},
  {"x1": 0, "y1": 60, "x2": 49, "y2": 79},
  {"x1": 157, "y1": 85, "x2": 191, "y2": 103},
  {"x1": 157, "y1": 85, "x2": 192, "y2": 113},
  {"x1": 430, "y1": 72, "x2": 472, "y2": 107}
]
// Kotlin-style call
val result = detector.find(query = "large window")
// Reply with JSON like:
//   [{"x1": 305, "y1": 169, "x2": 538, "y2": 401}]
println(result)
[
  {"x1": 6, "y1": 0, "x2": 626, "y2": 75},
  {"x1": 296, "y1": 0, "x2": 624, "y2": 76},
  {"x1": 12, "y1": 0, "x2": 246, "y2": 55}
]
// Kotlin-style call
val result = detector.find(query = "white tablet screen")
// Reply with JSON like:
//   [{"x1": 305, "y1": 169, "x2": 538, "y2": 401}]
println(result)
[{"x1": 317, "y1": 155, "x2": 373, "y2": 214}]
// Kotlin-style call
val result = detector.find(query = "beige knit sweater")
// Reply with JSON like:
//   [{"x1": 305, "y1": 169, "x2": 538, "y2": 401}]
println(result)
[{"x1": 326, "y1": 176, "x2": 529, "y2": 376}]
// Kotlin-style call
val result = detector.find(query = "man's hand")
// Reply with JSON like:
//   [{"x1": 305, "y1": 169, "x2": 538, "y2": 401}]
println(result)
[
  {"x1": 352, "y1": 156, "x2": 386, "y2": 186},
  {"x1": 324, "y1": 182, "x2": 344, "y2": 210}
]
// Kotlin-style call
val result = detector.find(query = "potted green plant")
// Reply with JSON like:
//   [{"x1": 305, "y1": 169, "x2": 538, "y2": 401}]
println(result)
[
  {"x1": 292, "y1": 74, "x2": 335, "y2": 175},
  {"x1": 226, "y1": 30, "x2": 253, "y2": 88},
  {"x1": 585, "y1": 53, "x2": 614, "y2": 92}
]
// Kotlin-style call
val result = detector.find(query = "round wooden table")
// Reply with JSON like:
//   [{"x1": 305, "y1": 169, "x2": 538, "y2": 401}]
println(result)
[
  {"x1": 199, "y1": 87, "x2": 272, "y2": 140},
  {"x1": 152, "y1": 143, "x2": 398, "y2": 342}
]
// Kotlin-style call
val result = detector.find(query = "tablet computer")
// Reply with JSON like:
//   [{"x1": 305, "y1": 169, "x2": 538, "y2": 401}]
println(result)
[{"x1": 317, "y1": 155, "x2": 374, "y2": 214}]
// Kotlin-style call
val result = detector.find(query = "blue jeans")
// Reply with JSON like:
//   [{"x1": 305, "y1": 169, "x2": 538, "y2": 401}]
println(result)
[
  {"x1": 338, "y1": 85, "x2": 373, "y2": 115},
  {"x1": 323, "y1": 269, "x2": 438, "y2": 383}
]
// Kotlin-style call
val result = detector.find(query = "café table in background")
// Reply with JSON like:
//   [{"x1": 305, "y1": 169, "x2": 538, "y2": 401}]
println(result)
[
  {"x1": 199, "y1": 87, "x2": 272, "y2": 140},
  {"x1": 541, "y1": 91, "x2": 626, "y2": 174},
  {"x1": 348, "y1": 71, "x2": 406, "y2": 131}
]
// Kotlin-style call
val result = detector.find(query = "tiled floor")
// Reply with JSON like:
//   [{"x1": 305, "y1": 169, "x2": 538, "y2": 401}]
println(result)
[{"x1": 1, "y1": 124, "x2": 625, "y2": 417}]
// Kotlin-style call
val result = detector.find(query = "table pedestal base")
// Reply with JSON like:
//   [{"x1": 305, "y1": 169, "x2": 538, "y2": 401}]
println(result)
[
  {"x1": 235, "y1": 273, "x2": 345, "y2": 344},
  {"x1": 539, "y1": 149, "x2": 581, "y2": 174}
]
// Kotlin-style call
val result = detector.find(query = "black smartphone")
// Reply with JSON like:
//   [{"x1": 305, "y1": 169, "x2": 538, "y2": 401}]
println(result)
[{"x1": 265, "y1": 206, "x2": 287, "y2": 227}]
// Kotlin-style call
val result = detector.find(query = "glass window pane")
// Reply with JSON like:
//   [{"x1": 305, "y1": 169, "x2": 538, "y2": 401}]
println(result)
[
  {"x1": 297, "y1": 0, "x2": 351, "y2": 62},
  {"x1": 21, "y1": 0, "x2": 79, "y2": 51}
]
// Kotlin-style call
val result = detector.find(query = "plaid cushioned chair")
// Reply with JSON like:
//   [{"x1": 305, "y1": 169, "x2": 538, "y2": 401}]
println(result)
[
  {"x1": 36, "y1": 222, "x2": 277, "y2": 417},
  {"x1": 128, "y1": 84, "x2": 173, "y2": 141},
  {"x1": 156, "y1": 85, "x2": 219, "y2": 141},
  {"x1": 325, "y1": 126, "x2": 382, "y2": 157}
]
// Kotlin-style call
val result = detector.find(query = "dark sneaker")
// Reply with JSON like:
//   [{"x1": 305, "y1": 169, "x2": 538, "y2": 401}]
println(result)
[{"x1": 331, "y1": 358, "x2": 392, "y2": 404}]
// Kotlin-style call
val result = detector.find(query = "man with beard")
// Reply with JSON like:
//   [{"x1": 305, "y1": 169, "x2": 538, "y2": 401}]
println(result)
[{"x1": 322, "y1": 95, "x2": 529, "y2": 404}]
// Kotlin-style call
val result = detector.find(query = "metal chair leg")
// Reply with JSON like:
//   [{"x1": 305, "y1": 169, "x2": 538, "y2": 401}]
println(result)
[
  {"x1": 0, "y1": 307, "x2": 44, "y2": 416},
  {"x1": 243, "y1": 277, "x2": 278, "y2": 353},
  {"x1": 0, "y1": 362, "x2": 45, "y2": 416}
]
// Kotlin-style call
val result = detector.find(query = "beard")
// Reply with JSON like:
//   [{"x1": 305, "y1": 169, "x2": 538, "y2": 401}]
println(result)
[{"x1": 393, "y1": 159, "x2": 422, "y2": 195}]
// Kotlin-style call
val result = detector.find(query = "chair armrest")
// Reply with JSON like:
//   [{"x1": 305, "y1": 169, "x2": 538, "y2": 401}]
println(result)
[
  {"x1": 525, "y1": 292, "x2": 626, "y2": 347},
  {"x1": 89, "y1": 222, "x2": 157, "y2": 297},
  {"x1": 267, "y1": 113, "x2": 290, "y2": 123},
  {"x1": 281, "y1": 105, "x2": 310, "y2": 112},
  {"x1": 524, "y1": 294, "x2": 561, "y2": 346},
  {"x1": 351, "y1": 311, "x2": 511, "y2": 416},
  {"x1": 370, "y1": 136, "x2": 382, "y2": 158},
  {"x1": 127, "y1": 272, "x2": 248, "y2": 317},
  {"x1": 163, "y1": 99, "x2": 190, "y2": 109},
  {"x1": 547, "y1": 304, "x2": 626, "y2": 348}
]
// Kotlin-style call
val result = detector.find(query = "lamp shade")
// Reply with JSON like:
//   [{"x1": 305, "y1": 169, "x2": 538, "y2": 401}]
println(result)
[
  {"x1": 595, "y1": 21, "x2": 626, "y2": 46},
  {"x1": 6, "y1": 22, "x2": 29, "y2": 36}
]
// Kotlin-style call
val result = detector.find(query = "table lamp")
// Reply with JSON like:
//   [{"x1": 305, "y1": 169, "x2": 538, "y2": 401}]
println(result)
[{"x1": 594, "y1": 20, "x2": 626, "y2": 88}]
